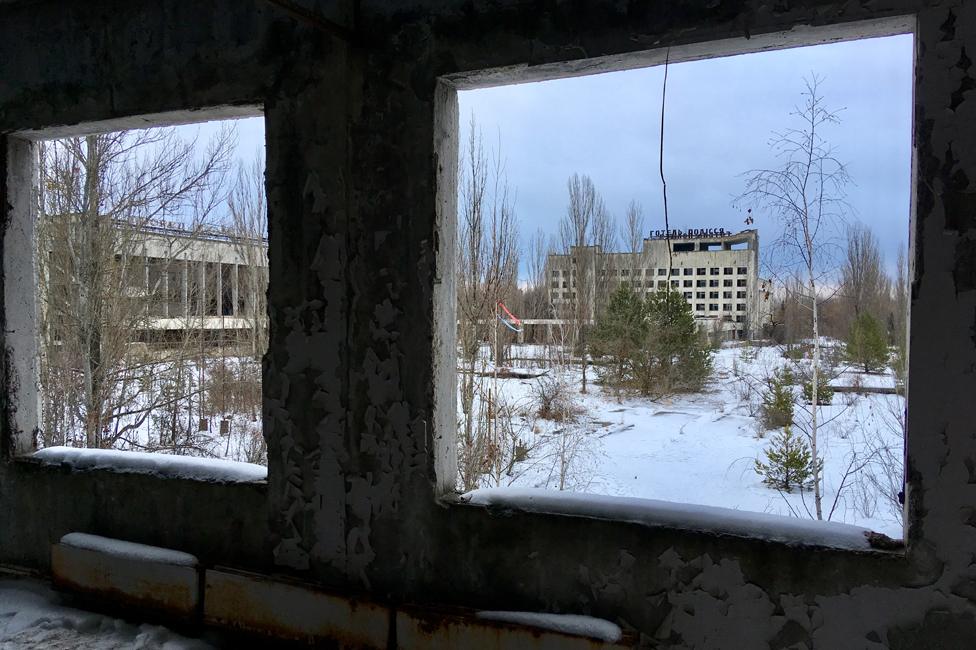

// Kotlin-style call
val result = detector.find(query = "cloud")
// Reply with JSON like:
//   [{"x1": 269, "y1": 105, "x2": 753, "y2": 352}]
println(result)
[{"x1": 459, "y1": 33, "x2": 914, "y2": 275}]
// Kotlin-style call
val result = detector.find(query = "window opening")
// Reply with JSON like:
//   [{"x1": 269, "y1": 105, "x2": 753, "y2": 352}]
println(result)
[
  {"x1": 24, "y1": 115, "x2": 268, "y2": 468},
  {"x1": 449, "y1": 31, "x2": 913, "y2": 541}
]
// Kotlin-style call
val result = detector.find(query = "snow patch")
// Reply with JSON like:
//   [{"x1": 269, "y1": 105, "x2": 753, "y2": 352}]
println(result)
[
  {"x1": 476, "y1": 610, "x2": 622, "y2": 642},
  {"x1": 0, "y1": 578, "x2": 213, "y2": 648},
  {"x1": 33, "y1": 446, "x2": 267, "y2": 483},
  {"x1": 462, "y1": 344, "x2": 905, "y2": 539},
  {"x1": 61, "y1": 533, "x2": 198, "y2": 567},
  {"x1": 461, "y1": 487, "x2": 874, "y2": 551}
]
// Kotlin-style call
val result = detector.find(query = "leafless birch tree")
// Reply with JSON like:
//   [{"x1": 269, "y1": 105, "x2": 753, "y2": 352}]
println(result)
[{"x1": 736, "y1": 75, "x2": 851, "y2": 520}]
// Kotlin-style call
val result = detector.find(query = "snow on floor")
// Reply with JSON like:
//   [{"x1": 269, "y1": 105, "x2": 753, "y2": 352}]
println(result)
[
  {"x1": 33, "y1": 447, "x2": 267, "y2": 483},
  {"x1": 464, "y1": 343, "x2": 905, "y2": 540},
  {"x1": 0, "y1": 578, "x2": 213, "y2": 649}
]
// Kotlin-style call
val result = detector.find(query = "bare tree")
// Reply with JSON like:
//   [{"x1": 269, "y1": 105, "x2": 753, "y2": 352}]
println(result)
[
  {"x1": 770, "y1": 278, "x2": 813, "y2": 347},
  {"x1": 522, "y1": 228, "x2": 554, "y2": 322},
  {"x1": 841, "y1": 223, "x2": 890, "y2": 329},
  {"x1": 736, "y1": 75, "x2": 851, "y2": 520},
  {"x1": 557, "y1": 173, "x2": 615, "y2": 393},
  {"x1": 456, "y1": 115, "x2": 520, "y2": 490},
  {"x1": 624, "y1": 200, "x2": 646, "y2": 256},
  {"x1": 38, "y1": 125, "x2": 235, "y2": 449},
  {"x1": 226, "y1": 154, "x2": 269, "y2": 363},
  {"x1": 892, "y1": 245, "x2": 908, "y2": 343}
]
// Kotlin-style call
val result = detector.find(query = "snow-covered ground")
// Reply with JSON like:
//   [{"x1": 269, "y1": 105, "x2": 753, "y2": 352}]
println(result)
[
  {"x1": 461, "y1": 342, "x2": 905, "y2": 539},
  {"x1": 0, "y1": 578, "x2": 214, "y2": 649},
  {"x1": 38, "y1": 340, "x2": 903, "y2": 540},
  {"x1": 38, "y1": 355, "x2": 266, "y2": 467}
]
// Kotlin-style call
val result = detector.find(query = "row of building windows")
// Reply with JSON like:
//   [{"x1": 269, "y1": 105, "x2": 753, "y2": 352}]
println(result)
[
  {"x1": 552, "y1": 286, "x2": 747, "y2": 311},
  {"x1": 686, "y1": 299, "x2": 748, "y2": 312},
  {"x1": 552, "y1": 279, "x2": 749, "y2": 290},
  {"x1": 553, "y1": 266, "x2": 749, "y2": 278}
]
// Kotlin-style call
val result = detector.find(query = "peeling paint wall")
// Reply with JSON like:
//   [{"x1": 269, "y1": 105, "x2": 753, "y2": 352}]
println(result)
[{"x1": 2, "y1": 0, "x2": 976, "y2": 647}]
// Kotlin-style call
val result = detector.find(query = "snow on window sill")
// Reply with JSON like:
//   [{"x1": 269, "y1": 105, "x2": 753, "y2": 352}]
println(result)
[
  {"x1": 476, "y1": 610, "x2": 622, "y2": 643},
  {"x1": 457, "y1": 487, "x2": 903, "y2": 552},
  {"x1": 27, "y1": 446, "x2": 267, "y2": 484},
  {"x1": 60, "y1": 533, "x2": 198, "y2": 567}
]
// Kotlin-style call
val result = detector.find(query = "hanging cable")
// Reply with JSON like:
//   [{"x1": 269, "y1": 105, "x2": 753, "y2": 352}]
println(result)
[{"x1": 659, "y1": 48, "x2": 673, "y2": 283}]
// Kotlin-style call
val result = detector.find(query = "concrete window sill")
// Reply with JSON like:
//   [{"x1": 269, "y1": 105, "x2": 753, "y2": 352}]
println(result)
[
  {"x1": 449, "y1": 487, "x2": 905, "y2": 554},
  {"x1": 17, "y1": 447, "x2": 268, "y2": 485}
]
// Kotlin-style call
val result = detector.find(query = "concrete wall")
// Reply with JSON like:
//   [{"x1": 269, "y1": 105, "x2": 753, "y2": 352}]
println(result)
[{"x1": 2, "y1": 0, "x2": 976, "y2": 646}]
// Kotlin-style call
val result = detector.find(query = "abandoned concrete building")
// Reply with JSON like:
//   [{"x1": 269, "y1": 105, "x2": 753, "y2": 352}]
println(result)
[
  {"x1": 547, "y1": 229, "x2": 771, "y2": 340},
  {"x1": 2, "y1": 1, "x2": 976, "y2": 648},
  {"x1": 39, "y1": 217, "x2": 269, "y2": 347}
]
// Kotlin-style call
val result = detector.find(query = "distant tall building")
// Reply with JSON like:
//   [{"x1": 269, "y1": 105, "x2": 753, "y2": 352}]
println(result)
[{"x1": 546, "y1": 228, "x2": 771, "y2": 340}]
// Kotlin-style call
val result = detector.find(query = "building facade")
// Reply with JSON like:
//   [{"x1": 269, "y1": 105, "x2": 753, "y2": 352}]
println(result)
[
  {"x1": 39, "y1": 217, "x2": 268, "y2": 347},
  {"x1": 547, "y1": 228, "x2": 771, "y2": 339}
]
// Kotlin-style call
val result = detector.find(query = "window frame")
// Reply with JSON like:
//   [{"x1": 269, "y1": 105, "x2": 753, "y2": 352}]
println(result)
[
  {"x1": 2, "y1": 106, "x2": 267, "y2": 471},
  {"x1": 433, "y1": 15, "x2": 917, "y2": 550}
]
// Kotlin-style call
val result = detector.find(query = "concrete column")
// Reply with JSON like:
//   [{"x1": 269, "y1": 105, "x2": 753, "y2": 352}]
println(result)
[
  {"x1": 231, "y1": 263, "x2": 239, "y2": 318},
  {"x1": 251, "y1": 269, "x2": 259, "y2": 321},
  {"x1": 143, "y1": 255, "x2": 149, "y2": 319},
  {"x1": 182, "y1": 258, "x2": 189, "y2": 318},
  {"x1": 198, "y1": 260, "x2": 206, "y2": 317},
  {"x1": 216, "y1": 261, "x2": 223, "y2": 318},
  {"x1": 162, "y1": 261, "x2": 169, "y2": 319}
]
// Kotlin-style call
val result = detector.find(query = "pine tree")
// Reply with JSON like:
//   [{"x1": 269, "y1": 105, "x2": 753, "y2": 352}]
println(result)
[
  {"x1": 802, "y1": 380, "x2": 834, "y2": 405},
  {"x1": 591, "y1": 285, "x2": 647, "y2": 389},
  {"x1": 755, "y1": 425, "x2": 819, "y2": 492},
  {"x1": 591, "y1": 287, "x2": 712, "y2": 397},
  {"x1": 637, "y1": 289, "x2": 712, "y2": 396},
  {"x1": 845, "y1": 312, "x2": 889, "y2": 372},
  {"x1": 761, "y1": 369, "x2": 794, "y2": 429}
]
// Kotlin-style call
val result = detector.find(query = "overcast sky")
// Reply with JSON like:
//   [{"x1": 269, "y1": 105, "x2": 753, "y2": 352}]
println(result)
[
  {"x1": 182, "y1": 34, "x2": 912, "y2": 278},
  {"x1": 458, "y1": 34, "x2": 914, "y2": 277}
]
